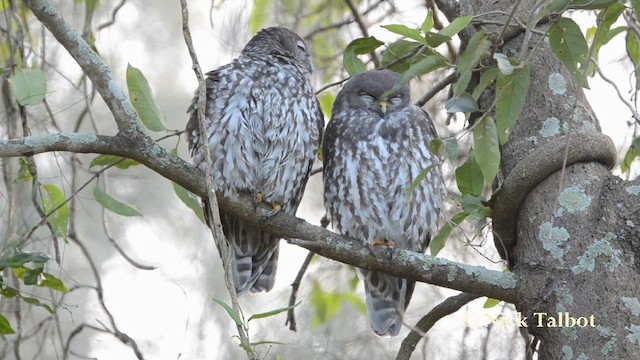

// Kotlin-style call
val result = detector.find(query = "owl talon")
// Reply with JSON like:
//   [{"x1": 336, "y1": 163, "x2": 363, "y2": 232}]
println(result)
[
  {"x1": 263, "y1": 202, "x2": 282, "y2": 220},
  {"x1": 372, "y1": 239, "x2": 396, "y2": 261}
]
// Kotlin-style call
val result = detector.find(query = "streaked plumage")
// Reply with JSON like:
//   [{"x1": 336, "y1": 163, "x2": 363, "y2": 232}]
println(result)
[
  {"x1": 323, "y1": 69, "x2": 442, "y2": 336},
  {"x1": 186, "y1": 27, "x2": 323, "y2": 295}
]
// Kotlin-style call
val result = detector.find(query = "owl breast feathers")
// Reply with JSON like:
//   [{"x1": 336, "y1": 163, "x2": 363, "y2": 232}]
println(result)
[
  {"x1": 186, "y1": 27, "x2": 324, "y2": 296},
  {"x1": 323, "y1": 69, "x2": 443, "y2": 336}
]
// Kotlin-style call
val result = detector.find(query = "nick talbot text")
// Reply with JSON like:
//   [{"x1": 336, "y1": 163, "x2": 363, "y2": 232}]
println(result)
[{"x1": 464, "y1": 312, "x2": 597, "y2": 328}]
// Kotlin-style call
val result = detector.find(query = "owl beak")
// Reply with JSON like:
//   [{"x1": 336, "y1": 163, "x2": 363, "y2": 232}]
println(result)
[{"x1": 379, "y1": 100, "x2": 388, "y2": 115}]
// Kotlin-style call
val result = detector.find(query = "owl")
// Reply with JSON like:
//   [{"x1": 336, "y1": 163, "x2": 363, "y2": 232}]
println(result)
[
  {"x1": 186, "y1": 27, "x2": 324, "y2": 296},
  {"x1": 323, "y1": 69, "x2": 442, "y2": 336}
]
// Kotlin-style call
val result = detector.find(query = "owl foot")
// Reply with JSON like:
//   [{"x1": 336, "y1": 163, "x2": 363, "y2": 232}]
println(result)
[
  {"x1": 264, "y1": 202, "x2": 282, "y2": 220},
  {"x1": 252, "y1": 192, "x2": 265, "y2": 212},
  {"x1": 372, "y1": 239, "x2": 396, "y2": 261}
]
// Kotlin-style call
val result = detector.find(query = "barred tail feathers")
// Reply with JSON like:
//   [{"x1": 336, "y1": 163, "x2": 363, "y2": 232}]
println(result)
[
  {"x1": 204, "y1": 201, "x2": 279, "y2": 296},
  {"x1": 360, "y1": 269, "x2": 413, "y2": 336}
]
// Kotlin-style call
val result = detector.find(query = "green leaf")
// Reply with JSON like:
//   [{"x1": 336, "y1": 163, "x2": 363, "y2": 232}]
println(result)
[
  {"x1": 483, "y1": 297, "x2": 501, "y2": 308},
  {"x1": 43, "y1": 184, "x2": 69, "y2": 237},
  {"x1": 40, "y1": 273, "x2": 67, "y2": 293},
  {"x1": 381, "y1": 40, "x2": 433, "y2": 73},
  {"x1": 455, "y1": 155, "x2": 484, "y2": 196},
  {"x1": 458, "y1": 194, "x2": 492, "y2": 218},
  {"x1": 212, "y1": 298, "x2": 244, "y2": 328},
  {"x1": 570, "y1": 0, "x2": 617, "y2": 10},
  {"x1": 0, "y1": 286, "x2": 18, "y2": 299},
  {"x1": 473, "y1": 116, "x2": 501, "y2": 186},
  {"x1": 422, "y1": 10, "x2": 434, "y2": 34},
  {"x1": 406, "y1": 165, "x2": 434, "y2": 203},
  {"x1": 472, "y1": 67, "x2": 499, "y2": 101},
  {"x1": 439, "y1": 16, "x2": 472, "y2": 37},
  {"x1": 430, "y1": 212, "x2": 468, "y2": 256},
  {"x1": 310, "y1": 281, "x2": 343, "y2": 328},
  {"x1": 0, "y1": 315, "x2": 15, "y2": 335},
  {"x1": 319, "y1": 93, "x2": 336, "y2": 121},
  {"x1": 381, "y1": 24, "x2": 426, "y2": 44},
  {"x1": 495, "y1": 66, "x2": 531, "y2": 144},
  {"x1": 424, "y1": 32, "x2": 452, "y2": 48},
  {"x1": 93, "y1": 186, "x2": 143, "y2": 217},
  {"x1": 391, "y1": 55, "x2": 448, "y2": 93},
  {"x1": 8, "y1": 69, "x2": 47, "y2": 106},
  {"x1": 453, "y1": 32, "x2": 492, "y2": 96},
  {"x1": 590, "y1": 4, "x2": 626, "y2": 59},
  {"x1": 342, "y1": 292, "x2": 367, "y2": 315},
  {"x1": 172, "y1": 182, "x2": 205, "y2": 223},
  {"x1": 445, "y1": 93, "x2": 479, "y2": 113},
  {"x1": 0, "y1": 253, "x2": 48, "y2": 268},
  {"x1": 250, "y1": 0, "x2": 271, "y2": 34},
  {"x1": 622, "y1": 137, "x2": 640, "y2": 173},
  {"x1": 248, "y1": 302, "x2": 300, "y2": 322},
  {"x1": 17, "y1": 157, "x2": 33, "y2": 182},
  {"x1": 549, "y1": 18, "x2": 589, "y2": 87},
  {"x1": 126, "y1": 64, "x2": 166, "y2": 131},
  {"x1": 90, "y1": 155, "x2": 140, "y2": 169},
  {"x1": 22, "y1": 296, "x2": 54, "y2": 313},
  {"x1": 343, "y1": 37, "x2": 384, "y2": 76},
  {"x1": 626, "y1": 31, "x2": 640, "y2": 89}
]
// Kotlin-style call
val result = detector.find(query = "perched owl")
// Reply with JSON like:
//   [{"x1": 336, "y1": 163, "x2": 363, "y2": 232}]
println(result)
[
  {"x1": 186, "y1": 27, "x2": 324, "y2": 296},
  {"x1": 323, "y1": 69, "x2": 442, "y2": 336}
]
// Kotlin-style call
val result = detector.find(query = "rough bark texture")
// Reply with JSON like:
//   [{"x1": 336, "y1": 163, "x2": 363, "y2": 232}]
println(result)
[{"x1": 464, "y1": 1, "x2": 640, "y2": 359}]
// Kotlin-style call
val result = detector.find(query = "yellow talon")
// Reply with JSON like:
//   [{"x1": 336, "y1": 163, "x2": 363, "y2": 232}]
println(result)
[
  {"x1": 271, "y1": 203, "x2": 282, "y2": 212},
  {"x1": 255, "y1": 192, "x2": 265, "y2": 204}
]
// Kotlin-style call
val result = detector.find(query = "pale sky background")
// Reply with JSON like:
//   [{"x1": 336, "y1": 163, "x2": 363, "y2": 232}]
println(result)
[{"x1": 3, "y1": 1, "x2": 638, "y2": 359}]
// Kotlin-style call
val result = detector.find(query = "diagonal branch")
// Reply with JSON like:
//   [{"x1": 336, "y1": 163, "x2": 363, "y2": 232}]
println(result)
[
  {"x1": 13, "y1": 0, "x2": 518, "y2": 305},
  {"x1": 396, "y1": 292, "x2": 482, "y2": 360},
  {"x1": 0, "y1": 131, "x2": 517, "y2": 303}
]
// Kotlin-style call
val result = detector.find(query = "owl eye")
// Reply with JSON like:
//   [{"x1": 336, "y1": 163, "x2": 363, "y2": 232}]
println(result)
[
  {"x1": 389, "y1": 95, "x2": 403, "y2": 106},
  {"x1": 359, "y1": 91, "x2": 374, "y2": 102},
  {"x1": 296, "y1": 40, "x2": 307, "y2": 52}
]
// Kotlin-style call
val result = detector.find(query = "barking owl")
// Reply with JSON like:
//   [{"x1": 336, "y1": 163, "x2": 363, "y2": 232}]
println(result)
[
  {"x1": 323, "y1": 69, "x2": 442, "y2": 336},
  {"x1": 186, "y1": 27, "x2": 324, "y2": 296}
]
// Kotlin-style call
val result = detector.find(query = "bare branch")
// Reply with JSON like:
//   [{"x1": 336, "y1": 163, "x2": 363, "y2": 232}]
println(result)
[
  {"x1": 0, "y1": 130, "x2": 517, "y2": 302},
  {"x1": 344, "y1": 0, "x2": 380, "y2": 67},
  {"x1": 285, "y1": 251, "x2": 315, "y2": 331},
  {"x1": 396, "y1": 292, "x2": 482, "y2": 360},
  {"x1": 179, "y1": 0, "x2": 254, "y2": 357}
]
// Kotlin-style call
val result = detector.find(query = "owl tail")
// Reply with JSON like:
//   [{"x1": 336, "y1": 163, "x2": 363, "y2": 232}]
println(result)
[
  {"x1": 205, "y1": 202, "x2": 279, "y2": 296},
  {"x1": 360, "y1": 269, "x2": 416, "y2": 336}
]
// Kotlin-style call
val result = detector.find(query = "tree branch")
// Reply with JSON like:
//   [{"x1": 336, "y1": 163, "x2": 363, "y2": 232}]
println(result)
[
  {"x1": 0, "y1": 131, "x2": 517, "y2": 302},
  {"x1": 13, "y1": 0, "x2": 518, "y2": 306},
  {"x1": 395, "y1": 292, "x2": 482, "y2": 360}
]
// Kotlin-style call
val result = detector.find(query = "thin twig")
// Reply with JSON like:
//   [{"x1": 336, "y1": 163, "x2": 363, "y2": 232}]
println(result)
[
  {"x1": 179, "y1": 0, "x2": 254, "y2": 358},
  {"x1": 65, "y1": 233, "x2": 145, "y2": 359},
  {"x1": 344, "y1": 0, "x2": 380, "y2": 67},
  {"x1": 304, "y1": 0, "x2": 386, "y2": 40},
  {"x1": 591, "y1": 57, "x2": 640, "y2": 123},
  {"x1": 97, "y1": 0, "x2": 127, "y2": 30},
  {"x1": 395, "y1": 292, "x2": 481, "y2": 360},
  {"x1": 285, "y1": 251, "x2": 315, "y2": 331},
  {"x1": 414, "y1": 72, "x2": 457, "y2": 107}
]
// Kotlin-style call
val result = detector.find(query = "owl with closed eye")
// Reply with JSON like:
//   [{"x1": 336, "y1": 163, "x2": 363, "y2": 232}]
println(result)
[
  {"x1": 186, "y1": 27, "x2": 324, "y2": 296},
  {"x1": 323, "y1": 69, "x2": 442, "y2": 336}
]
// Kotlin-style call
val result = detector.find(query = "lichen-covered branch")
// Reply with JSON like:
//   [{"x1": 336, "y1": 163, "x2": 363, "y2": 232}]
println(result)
[
  {"x1": 13, "y1": 0, "x2": 518, "y2": 308},
  {"x1": 0, "y1": 131, "x2": 517, "y2": 303}
]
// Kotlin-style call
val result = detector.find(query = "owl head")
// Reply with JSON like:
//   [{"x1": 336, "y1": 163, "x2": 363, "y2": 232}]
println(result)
[
  {"x1": 333, "y1": 69, "x2": 411, "y2": 118},
  {"x1": 243, "y1": 26, "x2": 313, "y2": 74}
]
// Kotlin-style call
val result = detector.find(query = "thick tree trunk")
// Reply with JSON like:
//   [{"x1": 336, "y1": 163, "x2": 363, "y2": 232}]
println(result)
[{"x1": 461, "y1": 1, "x2": 640, "y2": 358}]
